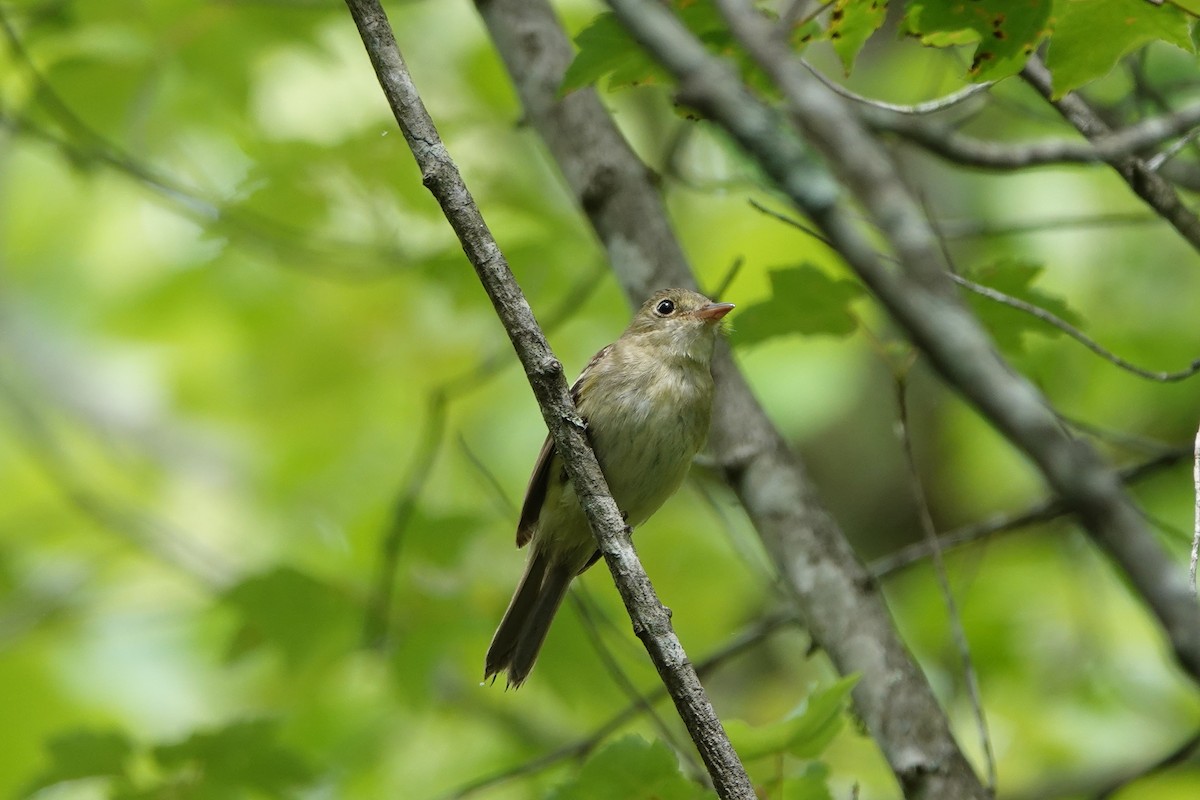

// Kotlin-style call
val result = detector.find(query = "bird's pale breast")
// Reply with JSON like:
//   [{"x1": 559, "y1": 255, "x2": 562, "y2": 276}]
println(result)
[{"x1": 580, "y1": 357, "x2": 712, "y2": 529}]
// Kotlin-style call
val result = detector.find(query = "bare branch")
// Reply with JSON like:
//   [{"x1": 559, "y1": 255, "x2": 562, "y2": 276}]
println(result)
[
  {"x1": 939, "y1": 211, "x2": 1160, "y2": 239},
  {"x1": 749, "y1": 198, "x2": 1200, "y2": 382},
  {"x1": 1021, "y1": 55, "x2": 1200, "y2": 255},
  {"x1": 363, "y1": 262, "x2": 606, "y2": 647},
  {"x1": 614, "y1": 0, "x2": 1200, "y2": 684},
  {"x1": 342, "y1": 2, "x2": 753, "y2": 795},
  {"x1": 894, "y1": 376, "x2": 996, "y2": 791},
  {"x1": 477, "y1": 1, "x2": 990, "y2": 797},
  {"x1": 1193, "y1": 424, "x2": 1200, "y2": 596},
  {"x1": 872, "y1": 445, "x2": 1192, "y2": 578},
  {"x1": 441, "y1": 612, "x2": 796, "y2": 800},
  {"x1": 866, "y1": 99, "x2": 1200, "y2": 170},
  {"x1": 569, "y1": 589, "x2": 704, "y2": 780},
  {"x1": 801, "y1": 60, "x2": 994, "y2": 115},
  {"x1": 950, "y1": 274, "x2": 1200, "y2": 383},
  {"x1": 362, "y1": 390, "x2": 447, "y2": 649}
]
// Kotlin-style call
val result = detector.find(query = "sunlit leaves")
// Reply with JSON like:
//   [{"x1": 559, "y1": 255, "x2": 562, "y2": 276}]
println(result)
[
  {"x1": 220, "y1": 566, "x2": 359, "y2": 669},
  {"x1": 1046, "y1": 0, "x2": 1195, "y2": 96},
  {"x1": 566, "y1": 0, "x2": 1191, "y2": 96},
  {"x1": 147, "y1": 720, "x2": 314, "y2": 798},
  {"x1": 780, "y1": 764, "x2": 835, "y2": 800},
  {"x1": 6, "y1": 0, "x2": 1200, "y2": 799},
  {"x1": 961, "y1": 260, "x2": 1082, "y2": 353},
  {"x1": 561, "y1": 2, "x2": 728, "y2": 94},
  {"x1": 26, "y1": 721, "x2": 313, "y2": 799},
  {"x1": 548, "y1": 736, "x2": 716, "y2": 800},
  {"x1": 561, "y1": 1, "x2": 818, "y2": 97},
  {"x1": 23, "y1": 730, "x2": 134, "y2": 797},
  {"x1": 724, "y1": 674, "x2": 859, "y2": 761},
  {"x1": 731, "y1": 265, "x2": 865, "y2": 346},
  {"x1": 827, "y1": 0, "x2": 889, "y2": 75},
  {"x1": 903, "y1": 0, "x2": 1052, "y2": 80}
]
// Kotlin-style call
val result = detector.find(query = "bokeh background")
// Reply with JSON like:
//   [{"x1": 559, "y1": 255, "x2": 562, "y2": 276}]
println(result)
[{"x1": 2, "y1": 0, "x2": 1200, "y2": 798}]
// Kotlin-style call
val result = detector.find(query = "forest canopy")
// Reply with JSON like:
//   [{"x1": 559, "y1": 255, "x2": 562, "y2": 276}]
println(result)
[{"x1": 2, "y1": 1, "x2": 1200, "y2": 799}]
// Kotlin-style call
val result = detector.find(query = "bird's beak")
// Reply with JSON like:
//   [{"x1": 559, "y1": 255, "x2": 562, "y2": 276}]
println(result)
[{"x1": 695, "y1": 302, "x2": 735, "y2": 322}]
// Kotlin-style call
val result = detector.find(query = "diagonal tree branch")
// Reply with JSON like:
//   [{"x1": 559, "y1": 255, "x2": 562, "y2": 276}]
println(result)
[
  {"x1": 800, "y1": 60, "x2": 994, "y2": 115},
  {"x1": 948, "y1": 274, "x2": 1200, "y2": 383},
  {"x1": 1021, "y1": 55, "x2": 1200, "y2": 254},
  {"x1": 872, "y1": 445, "x2": 1193, "y2": 578},
  {"x1": 443, "y1": 612, "x2": 797, "y2": 800},
  {"x1": 863, "y1": 98, "x2": 1200, "y2": 172},
  {"x1": 475, "y1": 1, "x2": 989, "y2": 797},
  {"x1": 341, "y1": 1, "x2": 753, "y2": 796},
  {"x1": 668, "y1": 0, "x2": 1199, "y2": 676}
]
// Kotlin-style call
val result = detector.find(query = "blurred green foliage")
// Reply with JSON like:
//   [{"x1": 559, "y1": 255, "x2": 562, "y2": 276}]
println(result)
[{"x1": 2, "y1": 1, "x2": 1200, "y2": 799}]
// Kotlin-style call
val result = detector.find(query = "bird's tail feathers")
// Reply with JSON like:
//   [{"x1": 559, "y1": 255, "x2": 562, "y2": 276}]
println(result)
[{"x1": 484, "y1": 549, "x2": 573, "y2": 688}]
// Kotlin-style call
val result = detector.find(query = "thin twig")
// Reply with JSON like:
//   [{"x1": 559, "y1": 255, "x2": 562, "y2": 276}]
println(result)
[
  {"x1": 1021, "y1": 55, "x2": 1200, "y2": 256},
  {"x1": 950, "y1": 273, "x2": 1200, "y2": 383},
  {"x1": 1146, "y1": 125, "x2": 1200, "y2": 171},
  {"x1": 364, "y1": 263, "x2": 605, "y2": 646},
  {"x1": 569, "y1": 590, "x2": 704, "y2": 780},
  {"x1": 894, "y1": 376, "x2": 997, "y2": 791},
  {"x1": 747, "y1": 198, "x2": 832, "y2": 246},
  {"x1": 1059, "y1": 414, "x2": 1180, "y2": 457},
  {"x1": 1192, "y1": 423, "x2": 1200, "y2": 596},
  {"x1": 362, "y1": 390, "x2": 447, "y2": 649},
  {"x1": 938, "y1": 212, "x2": 1160, "y2": 240},
  {"x1": 0, "y1": 377, "x2": 233, "y2": 588},
  {"x1": 750, "y1": 199, "x2": 1200, "y2": 385},
  {"x1": 780, "y1": 0, "x2": 829, "y2": 29},
  {"x1": 869, "y1": 99, "x2": 1200, "y2": 170},
  {"x1": 697, "y1": 0, "x2": 1200, "y2": 684},
  {"x1": 343, "y1": 2, "x2": 754, "y2": 794},
  {"x1": 1126, "y1": 53, "x2": 1200, "y2": 173},
  {"x1": 0, "y1": 11, "x2": 407, "y2": 279},
  {"x1": 441, "y1": 612, "x2": 797, "y2": 800},
  {"x1": 711, "y1": 256, "x2": 745, "y2": 302},
  {"x1": 801, "y1": 59, "x2": 993, "y2": 115},
  {"x1": 457, "y1": 434, "x2": 519, "y2": 519},
  {"x1": 872, "y1": 445, "x2": 1192, "y2": 578}
]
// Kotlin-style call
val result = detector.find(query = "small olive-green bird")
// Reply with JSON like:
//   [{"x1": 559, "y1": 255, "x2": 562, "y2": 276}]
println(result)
[{"x1": 485, "y1": 288, "x2": 734, "y2": 687}]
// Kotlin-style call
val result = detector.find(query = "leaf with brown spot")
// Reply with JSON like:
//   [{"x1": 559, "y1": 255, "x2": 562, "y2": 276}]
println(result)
[{"x1": 904, "y1": 0, "x2": 1051, "y2": 81}]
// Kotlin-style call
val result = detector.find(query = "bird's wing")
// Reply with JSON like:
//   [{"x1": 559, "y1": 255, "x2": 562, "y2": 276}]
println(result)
[{"x1": 515, "y1": 344, "x2": 611, "y2": 547}]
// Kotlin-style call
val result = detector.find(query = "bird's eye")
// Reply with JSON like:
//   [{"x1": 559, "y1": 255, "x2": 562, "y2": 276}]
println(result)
[{"x1": 655, "y1": 299, "x2": 676, "y2": 316}]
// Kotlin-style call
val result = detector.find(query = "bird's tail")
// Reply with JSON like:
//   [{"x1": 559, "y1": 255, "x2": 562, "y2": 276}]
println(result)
[{"x1": 484, "y1": 548, "x2": 573, "y2": 688}]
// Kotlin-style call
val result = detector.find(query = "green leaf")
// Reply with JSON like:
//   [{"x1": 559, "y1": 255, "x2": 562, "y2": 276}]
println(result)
[
  {"x1": 904, "y1": 0, "x2": 1052, "y2": 80},
  {"x1": 562, "y1": 3, "x2": 729, "y2": 94},
  {"x1": 962, "y1": 260, "x2": 1083, "y2": 353},
  {"x1": 781, "y1": 763, "x2": 835, "y2": 800},
  {"x1": 24, "y1": 729, "x2": 134, "y2": 795},
  {"x1": 220, "y1": 566, "x2": 359, "y2": 669},
  {"x1": 561, "y1": 2, "x2": 811, "y2": 97},
  {"x1": 548, "y1": 736, "x2": 716, "y2": 800},
  {"x1": 731, "y1": 265, "x2": 865, "y2": 346},
  {"x1": 151, "y1": 719, "x2": 314, "y2": 796},
  {"x1": 1046, "y1": 0, "x2": 1194, "y2": 97},
  {"x1": 724, "y1": 674, "x2": 859, "y2": 760},
  {"x1": 561, "y1": 12, "x2": 667, "y2": 94},
  {"x1": 828, "y1": 0, "x2": 889, "y2": 75}
]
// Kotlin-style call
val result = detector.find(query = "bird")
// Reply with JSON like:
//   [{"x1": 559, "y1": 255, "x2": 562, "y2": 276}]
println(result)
[{"x1": 484, "y1": 288, "x2": 734, "y2": 687}]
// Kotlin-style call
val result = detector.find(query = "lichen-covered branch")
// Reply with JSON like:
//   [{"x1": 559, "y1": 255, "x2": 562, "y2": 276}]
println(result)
[
  {"x1": 475, "y1": 0, "x2": 990, "y2": 797},
  {"x1": 342, "y1": 1, "x2": 754, "y2": 796}
]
